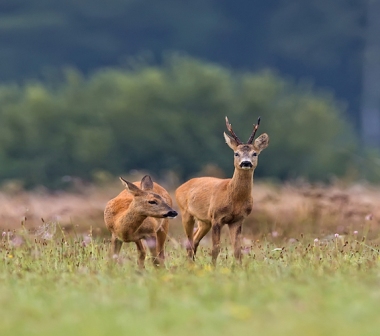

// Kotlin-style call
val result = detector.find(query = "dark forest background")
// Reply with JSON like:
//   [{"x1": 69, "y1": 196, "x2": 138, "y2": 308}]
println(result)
[{"x1": 1, "y1": 0, "x2": 379, "y2": 188}]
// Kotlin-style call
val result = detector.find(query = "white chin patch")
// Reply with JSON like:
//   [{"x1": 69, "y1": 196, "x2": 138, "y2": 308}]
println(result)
[{"x1": 167, "y1": 215, "x2": 177, "y2": 219}]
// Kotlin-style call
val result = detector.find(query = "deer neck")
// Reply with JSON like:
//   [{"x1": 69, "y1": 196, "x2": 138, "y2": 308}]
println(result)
[
  {"x1": 122, "y1": 202, "x2": 147, "y2": 232},
  {"x1": 228, "y1": 168, "x2": 254, "y2": 201}
]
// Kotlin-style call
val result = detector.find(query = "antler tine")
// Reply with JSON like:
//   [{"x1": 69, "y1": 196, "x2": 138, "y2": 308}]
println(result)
[
  {"x1": 247, "y1": 116, "x2": 261, "y2": 144},
  {"x1": 225, "y1": 116, "x2": 242, "y2": 145}
]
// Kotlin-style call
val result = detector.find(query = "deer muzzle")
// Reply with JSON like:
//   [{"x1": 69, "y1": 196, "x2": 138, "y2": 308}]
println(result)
[
  {"x1": 240, "y1": 161, "x2": 253, "y2": 169},
  {"x1": 164, "y1": 210, "x2": 178, "y2": 219}
]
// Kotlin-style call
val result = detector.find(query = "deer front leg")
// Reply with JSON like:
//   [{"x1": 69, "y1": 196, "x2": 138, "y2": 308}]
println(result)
[
  {"x1": 135, "y1": 240, "x2": 147, "y2": 269},
  {"x1": 155, "y1": 224, "x2": 168, "y2": 267},
  {"x1": 111, "y1": 234, "x2": 123, "y2": 257},
  {"x1": 182, "y1": 211, "x2": 196, "y2": 260},
  {"x1": 145, "y1": 237, "x2": 160, "y2": 267},
  {"x1": 211, "y1": 223, "x2": 222, "y2": 266},
  {"x1": 228, "y1": 222, "x2": 242, "y2": 263},
  {"x1": 145, "y1": 234, "x2": 166, "y2": 268}
]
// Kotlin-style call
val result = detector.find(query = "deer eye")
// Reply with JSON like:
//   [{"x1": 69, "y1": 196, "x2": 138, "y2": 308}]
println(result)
[
  {"x1": 148, "y1": 200, "x2": 157, "y2": 205},
  {"x1": 252, "y1": 153, "x2": 257, "y2": 157},
  {"x1": 234, "y1": 152, "x2": 239, "y2": 157}
]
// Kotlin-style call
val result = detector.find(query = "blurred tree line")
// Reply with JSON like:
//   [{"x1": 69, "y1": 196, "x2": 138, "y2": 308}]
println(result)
[
  {"x1": 0, "y1": 56, "x2": 364, "y2": 188},
  {"x1": 1, "y1": 1, "x2": 377, "y2": 188},
  {"x1": 0, "y1": 0, "x2": 366, "y2": 122}
]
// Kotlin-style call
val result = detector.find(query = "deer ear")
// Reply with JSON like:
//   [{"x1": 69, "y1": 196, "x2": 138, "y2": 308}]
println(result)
[
  {"x1": 224, "y1": 132, "x2": 239, "y2": 151},
  {"x1": 119, "y1": 177, "x2": 144, "y2": 196},
  {"x1": 253, "y1": 133, "x2": 269, "y2": 152},
  {"x1": 140, "y1": 175, "x2": 154, "y2": 191}
]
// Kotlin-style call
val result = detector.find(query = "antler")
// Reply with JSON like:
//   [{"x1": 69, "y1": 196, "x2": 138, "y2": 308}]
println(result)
[
  {"x1": 225, "y1": 116, "x2": 242, "y2": 145},
  {"x1": 247, "y1": 116, "x2": 261, "y2": 144}
]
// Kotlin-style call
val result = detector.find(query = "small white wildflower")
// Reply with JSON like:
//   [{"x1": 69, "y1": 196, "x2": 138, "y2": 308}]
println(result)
[
  {"x1": 82, "y1": 235, "x2": 92, "y2": 245},
  {"x1": 145, "y1": 239, "x2": 156, "y2": 248},
  {"x1": 35, "y1": 221, "x2": 57, "y2": 240},
  {"x1": 11, "y1": 236, "x2": 23, "y2": 248}
]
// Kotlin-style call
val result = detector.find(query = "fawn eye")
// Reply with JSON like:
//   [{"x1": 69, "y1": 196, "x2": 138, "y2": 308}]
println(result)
[
  {"x1": 234, "y1": 152, "x2": 239, "y2": 157},
  {"x1": 148, "y1": 200, "x2": 157, "y2": 205},
  {"x1": 252, "y1": 153, "x2": 257, "y2": 157}
]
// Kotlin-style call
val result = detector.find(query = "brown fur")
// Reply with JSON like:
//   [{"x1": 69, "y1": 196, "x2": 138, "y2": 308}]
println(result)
[
  {"x1": 104, "y1": 175, "x2": 177, "y2": 268},
  {"x1": 175, "y1": 118, "x2": 269, "y2": 264}
]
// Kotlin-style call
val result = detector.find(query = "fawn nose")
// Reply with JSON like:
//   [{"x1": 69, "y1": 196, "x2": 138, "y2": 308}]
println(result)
[
  {"x1": 164, "y1": 210, "x2": 178, "y2": 218},
  {"x1": 240, "y1": 161, "x2": 253, "y2": 168}
]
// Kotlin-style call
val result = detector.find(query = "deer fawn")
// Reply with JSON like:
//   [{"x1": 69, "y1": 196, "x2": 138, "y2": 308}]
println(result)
[
  {"x1": 175, "y1": 116, "x2": 269, "y2": 265},
  {"x1": 104, "y1": 175, "x2": 177, "y2": 268}
]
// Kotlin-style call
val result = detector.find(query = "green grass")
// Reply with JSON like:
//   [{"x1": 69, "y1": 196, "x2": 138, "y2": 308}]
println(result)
[{"x1": 0, "y1": 229, "x2": 379, "y2": 336}]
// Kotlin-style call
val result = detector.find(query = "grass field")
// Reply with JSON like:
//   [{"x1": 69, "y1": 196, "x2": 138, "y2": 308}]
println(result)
[{"x1": 0, "y1": 181, "x2": 380, "y2": 336}]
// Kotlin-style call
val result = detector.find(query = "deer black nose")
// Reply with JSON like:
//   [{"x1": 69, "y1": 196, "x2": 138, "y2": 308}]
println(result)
[
  {"x1": 240, "y1": 161, "x2": 253, "y2": 168},
  {"x1": 164, "y1": 210, "x2": 178, "y2": 218}
]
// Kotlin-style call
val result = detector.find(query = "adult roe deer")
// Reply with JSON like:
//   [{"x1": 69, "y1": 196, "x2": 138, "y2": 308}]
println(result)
[
  {"x1": 175, "y1": 116, "x2": 269, "y2": 265},
  {"x1": 104, "y1": 175, "x2": 177, "y2": 268}
]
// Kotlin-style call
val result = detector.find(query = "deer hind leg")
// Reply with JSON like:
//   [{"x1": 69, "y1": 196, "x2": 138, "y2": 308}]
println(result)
[
  {"x1": 228, "y1": 222, "x2": 243, "y2": 263},
  {"x1": 111, "y1": 234, "x2": 123, "y2": 257},
  {"x1": 182, "y1": 211, "x2": 196, "y2": 260},
  {"x1": 135, "y1": 240, "x2": 147, "y2": 269},
  {"x1": 193, "y1": 221, "x2": 211, "y2": 257},
  {"x1": 211, "y1": 223, "x2": 222, "y2": 266}
]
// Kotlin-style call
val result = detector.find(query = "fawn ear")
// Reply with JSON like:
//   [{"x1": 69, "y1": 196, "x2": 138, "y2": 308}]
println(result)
[
  {"x1": 253, "y1": 133, "x2": 269, "y2": 153},
  {"x1": 224, "y1": 132, "x2": 239, "y2": 151},
  {"x1": 119, "y1": 177, "x2": 144, "y2": 196},
  {"x1": 140, "y1": 175, "x2": 153, "y2": 191}
]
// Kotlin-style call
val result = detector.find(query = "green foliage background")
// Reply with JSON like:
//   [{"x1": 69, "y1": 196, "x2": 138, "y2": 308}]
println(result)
[
  {"x1": 0, "y1": 56, "x2": 357, "y2": 188},
  {"x1": 0, "y1": 0, "x2": 366, "y2": 120}
]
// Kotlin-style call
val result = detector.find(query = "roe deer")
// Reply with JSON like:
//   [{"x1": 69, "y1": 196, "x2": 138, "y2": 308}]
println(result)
[
  {"x1": 104, "y1": 175, "x2": 177, "y2": 268},
  {"x1": 175, "y1": 116, "x2": 269, "y2": 265}
]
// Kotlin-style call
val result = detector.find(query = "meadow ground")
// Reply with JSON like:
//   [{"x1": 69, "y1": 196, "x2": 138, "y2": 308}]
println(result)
[{"x1": 0, "y1": 179, "x2": 380, "y2": 336}]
